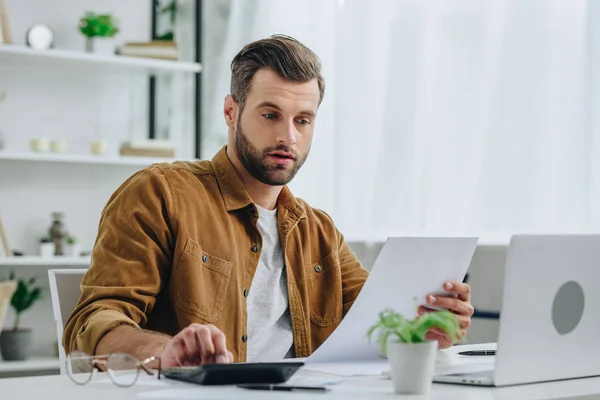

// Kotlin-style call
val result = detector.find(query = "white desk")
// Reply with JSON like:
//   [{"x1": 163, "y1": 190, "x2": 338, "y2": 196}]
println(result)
[{"x1": 2, "y1": 344, "x2": 600, "y2": 400}]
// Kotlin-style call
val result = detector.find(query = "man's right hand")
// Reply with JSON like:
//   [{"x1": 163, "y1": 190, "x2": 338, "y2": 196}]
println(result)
[{"x1": 160, "y1": 324, "x2": 234, "y2": 368}]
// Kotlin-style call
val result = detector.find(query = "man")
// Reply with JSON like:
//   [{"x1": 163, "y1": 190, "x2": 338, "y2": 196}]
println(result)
[{"x1": 63, "y1": 35, "x2": 474, "y2": 368}]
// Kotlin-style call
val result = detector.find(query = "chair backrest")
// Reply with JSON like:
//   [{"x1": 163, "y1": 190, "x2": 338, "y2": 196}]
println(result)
[{"x1": 48, "y1": 269, "x2": 87, "y2": 375}]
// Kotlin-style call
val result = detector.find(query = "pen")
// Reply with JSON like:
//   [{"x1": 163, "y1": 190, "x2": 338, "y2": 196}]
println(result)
[
  {"x1": 458, "y1": 350, "x2": 496, "y2": 356},
  {"x1": 238, "y1": 384, "x2": 330, "y2": 392}
]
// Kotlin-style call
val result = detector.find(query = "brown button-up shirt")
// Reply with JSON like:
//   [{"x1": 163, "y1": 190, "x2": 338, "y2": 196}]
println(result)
[{"x1": 63, "y1": 146, "x2": 369, "y2": 361}]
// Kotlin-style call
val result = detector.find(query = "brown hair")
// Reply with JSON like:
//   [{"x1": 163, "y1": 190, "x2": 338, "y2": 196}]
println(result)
[{"x1": 230, "y1": 34, "x2": 325, "y2": 111}]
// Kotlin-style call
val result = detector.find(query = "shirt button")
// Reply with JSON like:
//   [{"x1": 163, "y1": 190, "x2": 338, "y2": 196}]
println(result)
[
  {"x1": 243, "y1": 289, "x2": 249, "y2": 298},
  {"x1": 202, "y1": 255, "x2": 209, "y2": 263},
  {"x1": 252, "y1": 245, "x2": 260, "y2": 253},
  {"x1": 242, "y1": 335, "x2": 248, "y2": 343},
  {"x1": 314, "y1": 265, "x2": 322, "y2": 273}
]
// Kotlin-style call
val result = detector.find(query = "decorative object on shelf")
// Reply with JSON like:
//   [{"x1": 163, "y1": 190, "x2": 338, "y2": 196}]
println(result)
[
  {"x1": 0, "y1": 271, "x2": 42, "y2": 361},
  {"x1": 79, "y1": 11, "x2": 119, "y2": 55},
  {"x1": 25, "y1": 24, "x2": 55, "y2": 50},
  {"x1": 0, "y1": 279, "x2": 16, "y2": 338},
  {"x1": 48, "y1": 212, "x2": 68, "y2": 256},
  {"x1": 65, "y1": 236, "x2": 81, "y2": 258},
  {"x1": 39, "y1": 237, "x2": 55, "y2": 258},
  {"x1": 49, "y1": 139, "x2": 67, "y2": 153},
  {"x1": 116, "y1": 40, "x2": 178, "y2": 60},
  {"x1": 367, "y1": 308, "x2": 461, "y2": 395},
  {"x1": 155, "y1": 0, "x2": 177, "y2": 41},
  {"x1": 0, "y1": 0, "x2": 13, "y2": 44},
  {"x1": 29, "y1": 137, "x2": 50, "y2": 153},
  {"x1": 0, "y1": 210, "x2": 10, "y2": 259},
  {"x1": 90, "y1": 139, "x2": 107, "y2": 155},
  {"x1": 120, "y1": 139, "x2": 176, "y2": 158}
]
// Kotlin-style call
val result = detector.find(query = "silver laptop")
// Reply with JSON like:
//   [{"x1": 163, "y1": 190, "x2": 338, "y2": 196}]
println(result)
[{"x1": 434, "y1": 234, "x2": 600, "y2": 387}]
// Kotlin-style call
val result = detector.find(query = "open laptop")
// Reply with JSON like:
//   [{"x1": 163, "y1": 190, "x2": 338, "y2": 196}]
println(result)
[{"x1": 434, "y1": 234, "x2": 600, "y2": 387}]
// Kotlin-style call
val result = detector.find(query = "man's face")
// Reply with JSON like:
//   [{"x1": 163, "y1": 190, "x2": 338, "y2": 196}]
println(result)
[{"x1": 228, "y1": 69, "x2": 320, "y2": 186}]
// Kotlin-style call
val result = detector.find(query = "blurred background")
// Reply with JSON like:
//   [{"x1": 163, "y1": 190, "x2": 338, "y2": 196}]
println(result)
[{"x1": 0, "y1": 0, "x2": 597, "y2": 376}]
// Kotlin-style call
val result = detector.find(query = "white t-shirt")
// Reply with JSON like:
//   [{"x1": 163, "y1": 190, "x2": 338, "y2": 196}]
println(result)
[{"x1": 245, "y1": 205, "x2": 295, "y2": 362}]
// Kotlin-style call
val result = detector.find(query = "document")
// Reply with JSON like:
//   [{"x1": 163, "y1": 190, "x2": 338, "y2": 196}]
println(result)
[{"x1": 306, "y1": 237, "x2": 478, "y2": 364}]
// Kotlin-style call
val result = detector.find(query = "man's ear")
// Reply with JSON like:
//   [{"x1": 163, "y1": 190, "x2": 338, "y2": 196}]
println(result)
[{"x1": 224, "y1": 94, "x2": 237, "y2": 129}]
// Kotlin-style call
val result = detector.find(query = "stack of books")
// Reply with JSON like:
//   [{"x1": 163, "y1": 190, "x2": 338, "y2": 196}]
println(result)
[
  {"x1": 120, "y1": 139, "x2": 176, "y2": 158},
  {"x1": 116, "y1": 41, "x2": 178, "y2": 61}
]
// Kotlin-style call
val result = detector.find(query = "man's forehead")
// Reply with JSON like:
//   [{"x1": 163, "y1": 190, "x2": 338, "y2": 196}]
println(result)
[{"x1": 247, "y1": 69, "x2": 320, "y2": 108}]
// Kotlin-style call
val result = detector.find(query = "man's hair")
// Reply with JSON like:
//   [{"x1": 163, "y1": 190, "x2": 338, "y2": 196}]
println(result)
[{"x1": 230, "y1": 34, "x2": 325, "y2": 111}]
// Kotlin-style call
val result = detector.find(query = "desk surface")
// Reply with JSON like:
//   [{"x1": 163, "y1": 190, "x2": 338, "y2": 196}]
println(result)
[{"x1": 2, "y1": 344, "x2": 600, "y2": 400}]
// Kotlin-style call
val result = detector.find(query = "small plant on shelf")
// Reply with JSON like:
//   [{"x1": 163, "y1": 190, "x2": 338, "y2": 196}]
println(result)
[
  {"x1": 79, "y1": 12, "x2": 119, "y2": 38},
  {"x1": 7, "y1": 271, "x2": 43, "y2": 331},
  {"x1": 0, "y1": 271, "x2": 43, "y2": 361}
]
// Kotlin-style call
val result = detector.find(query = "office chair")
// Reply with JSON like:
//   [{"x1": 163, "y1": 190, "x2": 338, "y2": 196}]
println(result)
[{"x1": 48, "y1": 269, "x2": 87, "y2": 375}]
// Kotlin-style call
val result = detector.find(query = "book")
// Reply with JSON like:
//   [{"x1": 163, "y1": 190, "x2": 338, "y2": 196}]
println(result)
[{"x1": 116, "y1": 41, "x2": 178, "y2": 60}]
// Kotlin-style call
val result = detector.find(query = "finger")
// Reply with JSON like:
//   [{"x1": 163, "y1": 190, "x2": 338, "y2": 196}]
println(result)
[
  {"x1": 171, "y1": 336, "x2": 189, "y2": 367},
  {"x1": 181, "y1": 327, "x2": 201, "y2": 362},
  {"x1": 227, "y1": 351, "x2": 234, "y2": 363},
  {"x1": 425, "y1": 331, "x2": 441, "y2": 342},
  {"x1": 457, "y1": 315, "x2": 471, "y2": 330},
  {"x1": 418, "y1": 306, "x2": 437, "y2": 315},
  {"x1": 206, "y1": 325, "x2": 230, "y2": 364},
  {"x1": 426, "y1": 295, "x2": 474, "y2": 316},
  {"x1": 443, "y1": 281, "x2": 471, "y2": 302},
  {"x1": 195, "y1": 326, "x2": 216, "y2": 364}
]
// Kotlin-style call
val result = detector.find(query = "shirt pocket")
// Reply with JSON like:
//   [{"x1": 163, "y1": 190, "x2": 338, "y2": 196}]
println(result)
[
  {"x1": 173, "y1": 238, "x2": 233, "y2": 323},
  {"x1": 306, "y1": 251, "x2": 343, "y2": 327}
]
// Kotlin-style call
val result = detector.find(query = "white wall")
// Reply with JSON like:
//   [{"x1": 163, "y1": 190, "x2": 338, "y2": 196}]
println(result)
[{"x1": 0, "y1": 1, "x2": 166, "y2": 356}]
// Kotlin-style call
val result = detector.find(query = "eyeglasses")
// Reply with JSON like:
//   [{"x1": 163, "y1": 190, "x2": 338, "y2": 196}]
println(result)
[{"x1": 65, "y1": 351, "x2": 161, "y2": 388}]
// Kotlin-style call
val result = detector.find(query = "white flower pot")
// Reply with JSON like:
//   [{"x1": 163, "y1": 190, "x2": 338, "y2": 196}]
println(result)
[
  {"x1": 387, "y1": 339, "x2": 438, "y2": 395},
  {"x1": 87, "y1": 37, "x2": 116, "y2": 55},
  {"x1": 40, "y1": 242, "x2": 55, "y2": 258},
  {"x1": 66, "y1": 244, "x2": 81, "y2": 258}
]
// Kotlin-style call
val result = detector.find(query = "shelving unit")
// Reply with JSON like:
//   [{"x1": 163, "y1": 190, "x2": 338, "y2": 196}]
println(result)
[
  {"x1": 0, "y1": 152, "x2": 182, "y2": 167},
  {"x1": 0, "y1": 256, "x2": 91, "y2": 267},
  {"x1": 0, "y1": 357, "x2": 61, "y2": 378},
  {"x1": 0, "y1": 45, "x2": 202, "y2": 76}
]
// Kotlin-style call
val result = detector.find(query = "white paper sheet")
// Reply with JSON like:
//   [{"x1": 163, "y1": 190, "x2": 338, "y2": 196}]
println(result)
[{"x1": 306, "y1": 237, "x2": 478, "y2": 363}]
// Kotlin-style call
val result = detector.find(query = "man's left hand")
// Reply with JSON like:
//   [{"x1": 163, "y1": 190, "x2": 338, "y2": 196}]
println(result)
[{"x1": 417, "y1": 281, "x2": 474, "y2": 350}]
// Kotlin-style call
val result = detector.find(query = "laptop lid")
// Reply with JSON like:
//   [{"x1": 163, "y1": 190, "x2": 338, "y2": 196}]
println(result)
[{"x1": 494, "y1": 235, "x2": 600, "y2": 386}]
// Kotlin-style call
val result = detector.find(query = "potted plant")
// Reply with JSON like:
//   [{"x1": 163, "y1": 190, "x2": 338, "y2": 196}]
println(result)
[
  {"x1": 39, "y1": 236, "x2": 55, "y2": 258},
  {"x1": 79, "y1": 11, "x2": 119, "y2": 55},
  {"x1": 65, "y1": 236, "x2": 81, "y2": 258},
  {"x1": 0, "y1": 272, "x2": 42, "y2": 361},
  {"x1": 367, "y1": 308, "x2": 462, "y2": 395}
]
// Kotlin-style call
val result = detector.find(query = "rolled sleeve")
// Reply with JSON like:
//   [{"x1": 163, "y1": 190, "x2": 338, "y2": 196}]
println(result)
[
  {"x1": 63, "y1": 166, "x2": 176, "y2": 355},
  {"x1": 72, "y1": 309, "x2": 140, "y2": 355}
]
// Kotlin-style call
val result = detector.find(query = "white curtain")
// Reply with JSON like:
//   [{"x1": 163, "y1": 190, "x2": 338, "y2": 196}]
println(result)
[{"x1": 204, "y1": 0, "x2": 600, "y2": 240}]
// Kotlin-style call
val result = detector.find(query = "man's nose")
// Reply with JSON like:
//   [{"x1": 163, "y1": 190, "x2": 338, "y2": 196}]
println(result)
[{"x1": 277, "y1": 120, "x2": 297, "y2": 146}]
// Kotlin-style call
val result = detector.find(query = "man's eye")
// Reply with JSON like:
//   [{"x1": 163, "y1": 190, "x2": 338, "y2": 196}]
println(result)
[
  {"x1": 296, "y1": 119, "x2": 310, "y2": 125},
  {"x1": 263, "y1": 113, "x2": 278, "y2": 120}
]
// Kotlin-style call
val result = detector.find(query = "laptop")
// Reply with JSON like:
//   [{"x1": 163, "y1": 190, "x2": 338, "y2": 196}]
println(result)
[{"x1": 434, "y1": 234, "x2": 600, "y2": 387}]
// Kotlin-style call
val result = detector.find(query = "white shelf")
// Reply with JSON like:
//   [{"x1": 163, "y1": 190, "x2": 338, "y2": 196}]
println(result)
[
  {"x1": 0, "y1": 256, "x2": 91, "y2": 267},
  {"x1": 0, "y1": 45, "x2": 201, "y2": 75},
  {"x1": 0, "y1": 357, "x2": 60, "y2": 374},
  {"x1": 0, "y1": 152, "x2": 181, "y2": 167}
]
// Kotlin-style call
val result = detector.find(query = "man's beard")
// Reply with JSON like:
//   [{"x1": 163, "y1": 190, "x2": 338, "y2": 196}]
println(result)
[{"x1": 235, "y1": 119, "x2": 308, "y2": 186}]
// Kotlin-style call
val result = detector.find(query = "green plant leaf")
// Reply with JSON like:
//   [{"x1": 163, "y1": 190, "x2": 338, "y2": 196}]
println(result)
[{"x1": 413, "y1": 310, "x2": 462, "y2": 342}]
